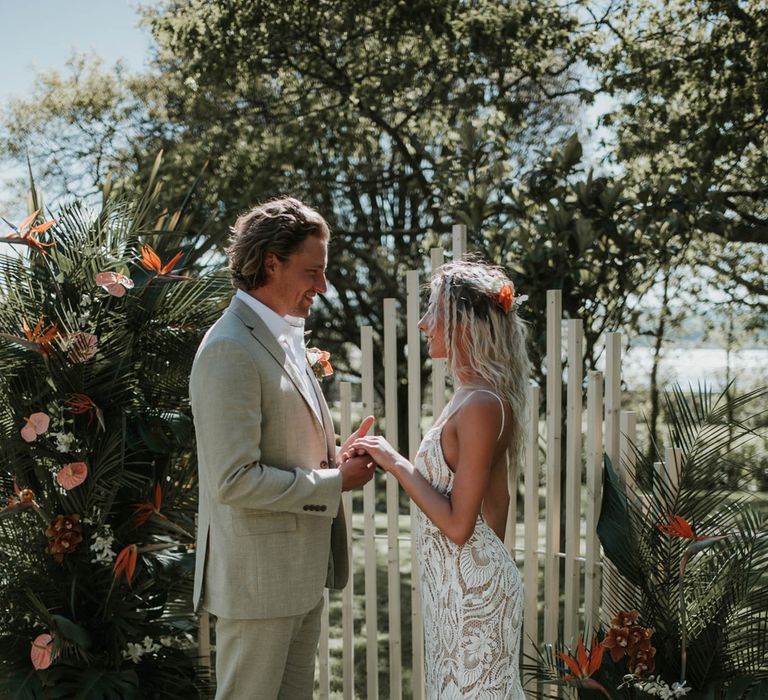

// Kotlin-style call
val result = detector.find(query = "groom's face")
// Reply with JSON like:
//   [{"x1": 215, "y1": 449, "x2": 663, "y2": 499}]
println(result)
[{"x1": 265, "y1": 234, "x2": 328, "y2": 318}]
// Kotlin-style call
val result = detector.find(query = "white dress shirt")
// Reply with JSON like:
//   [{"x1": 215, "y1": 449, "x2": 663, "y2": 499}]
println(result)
[{"x1": 235, "y1": 289, "x2": 323, "y2": 420}]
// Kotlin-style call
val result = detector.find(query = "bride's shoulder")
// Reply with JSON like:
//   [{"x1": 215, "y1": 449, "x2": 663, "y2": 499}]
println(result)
[{"x1": 453, "y1": 390, "x2": 506, "y2": 429}]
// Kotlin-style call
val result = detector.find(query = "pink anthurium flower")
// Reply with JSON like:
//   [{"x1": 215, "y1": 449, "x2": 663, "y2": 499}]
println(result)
[
  {"x1": 55, "y1": 462, "x2": 88, "y2": 490},
  {"x1": 30, "y1": 632, "x2": 55, "y2": 670},
  {"x1": 21, "y1": 412, "x2": 49, "y2": 442},
  {"x1": 95, "y1": 271, "x2": 135, "y2": 297}
]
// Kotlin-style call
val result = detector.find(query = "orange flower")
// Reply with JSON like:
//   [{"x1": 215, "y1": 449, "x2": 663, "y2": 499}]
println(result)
[
  {"x1": 307, "y1": 347, "x2": 333, "y2": 379},
  {"x1": 22, "y1": 317, "x2": 59, "y2": 354},
  {"x1": 611, "y1": 610, "x2": 640, "y2": 627},
  {"x1": 113, "y1": 544, "x2": 138, "y2": 586},
  {"x1": 497, "y1": 284, "x2": 514, "y2": 313},
  {"x1": 64, "y1": 393, "x2": 105, "y2": 430},
  {"x1": 133, "y1": 482, "x2": 167, "y2": 528},
  {"x1": 55, "y1": 462, "x2": 88, "y2": 490},
  {"x1": 659, "y1": 514, "x2": 709, "y2": 541},
  {"x1": 21, "y1": 412, "x2": 50, "y2": 442},
  {"x1": 1, "y1": 209, "x2": 56, "y2": 255},
  {"x1": 559, "y1": 636, "x2": 605, "y2": 681},
  {"x1": 30, "y1": 632, "x2": 55, "y2": 670},
  {"x1": 138, "y1": 244, "x2": 186, "y2": 278},
  {"x1": 0, "y1": 483, "x2": 41, "y2": 516}
]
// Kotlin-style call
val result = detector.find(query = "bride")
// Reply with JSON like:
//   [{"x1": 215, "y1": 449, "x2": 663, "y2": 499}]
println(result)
[{"x1": 349, "y1": 259, "x2": 529, "y2": 699}]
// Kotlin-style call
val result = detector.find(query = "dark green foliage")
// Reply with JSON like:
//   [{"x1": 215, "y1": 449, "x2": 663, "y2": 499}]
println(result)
[{"x1": 0, "y1": 164, "x2": 227, "y2": 697}]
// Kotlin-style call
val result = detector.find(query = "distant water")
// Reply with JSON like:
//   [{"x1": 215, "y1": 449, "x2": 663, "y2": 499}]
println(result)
[{"x1": 600, "y1": 346, "x2": 768, "y2": 392}]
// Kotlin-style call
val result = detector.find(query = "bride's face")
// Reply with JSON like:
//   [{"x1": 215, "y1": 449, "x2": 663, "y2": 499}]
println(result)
[{"x1": 418, "y1": 301, "x2": 447, "y2": 359}]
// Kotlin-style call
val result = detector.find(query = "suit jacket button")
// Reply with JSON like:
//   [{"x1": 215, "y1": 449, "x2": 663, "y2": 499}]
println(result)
[
  {"x1": 319, "y1": 505, "x2": 326, "y2": 512},
  {"x1": 320, "y1": 460, "x2": 329, "y2": 469},
  {"x1": 303, "y1": 505, "x2": 310, "y2": 511}
]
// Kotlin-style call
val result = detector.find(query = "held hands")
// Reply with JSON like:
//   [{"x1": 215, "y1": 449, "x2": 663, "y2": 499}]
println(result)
[
  {"x1": 345, "y1": 436, "x2": 403, "y2": 474},
  {"x1": 338, "y1": 415, "x2": 376, "y2": 492}
]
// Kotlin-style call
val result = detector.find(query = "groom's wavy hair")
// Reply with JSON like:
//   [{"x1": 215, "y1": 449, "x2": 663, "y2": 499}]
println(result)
[
  {"x1": 226, "y1": 196, "x2": 330, "y2": 290},
  {"x1": 426, "y1": 257, "x2": 531, "y2": 495}
]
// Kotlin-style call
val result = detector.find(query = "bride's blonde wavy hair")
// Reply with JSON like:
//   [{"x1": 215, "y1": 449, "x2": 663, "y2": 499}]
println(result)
[{"x1": 426, "y1": 258, "x2": 531, "y2": 495}]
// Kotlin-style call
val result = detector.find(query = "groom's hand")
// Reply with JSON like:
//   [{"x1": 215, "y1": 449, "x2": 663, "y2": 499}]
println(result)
[
  {"x1": 339, "y1": 415, "x2": 375, "y2": 457},
  {"x1": 339, "y1": 454, "x2": 375, "y2": 491}
]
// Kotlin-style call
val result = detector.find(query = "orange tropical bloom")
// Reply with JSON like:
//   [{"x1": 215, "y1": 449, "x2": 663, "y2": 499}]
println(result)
[
  {"x1": 133, "y1": 482, "x2": 167, "y2": 528},
  {"x1": 1, "y1": 209, "x2": 56, "y2": 254},
  {"x1": 560, "y1": 637, "x2": 605, "y2": 681},
  {"x1": 658, "y1": 514, "x2": 705, "y2": 541},
  {"x1": 64, "y1": 393, "x2": 105, "y2": 430},
  {"x1": 138, "y1": 244, "x2": 185, "y2": 277},
  {"x1": 22, "y1": 317, "x2": 59, "y2": 354},
  {"x1": 558, "y1": 637, "x2": 611, "y2": 698},
  {"x1": 113, "y1": 544, "x2": 139, "y2": 586},
  {"x1": 0, "y1": 483, "x2": 41, "y2": 516},
  {"x1": 497, "y1": 284, "x2": 515, "y2": 313}
]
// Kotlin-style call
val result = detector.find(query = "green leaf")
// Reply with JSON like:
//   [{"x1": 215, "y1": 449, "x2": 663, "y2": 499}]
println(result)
[
  {"x1": 597, "y1": 454, "x2": 643, "y2": 585},
  {"x1": 51, "y1": 615, "x2": 92, "y2": 650}
]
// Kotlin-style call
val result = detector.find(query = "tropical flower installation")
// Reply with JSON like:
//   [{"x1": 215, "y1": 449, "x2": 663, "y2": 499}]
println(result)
[
  {"x1": 526, "y1": 385, "x2": 768, "y2": 699},
  {"x1": 0, "y1": 165, "x2": 230, "y2": 696}
]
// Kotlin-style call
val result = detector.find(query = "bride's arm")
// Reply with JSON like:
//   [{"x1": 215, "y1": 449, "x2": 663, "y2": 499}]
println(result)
[{"x1": 348, "y1": 395, "x2": 503, "y2": 545}]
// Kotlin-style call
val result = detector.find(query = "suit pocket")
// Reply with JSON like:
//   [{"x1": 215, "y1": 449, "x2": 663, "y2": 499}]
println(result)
[{"x1": 232, "y1": 510, "x2": 298, "y2": 536}]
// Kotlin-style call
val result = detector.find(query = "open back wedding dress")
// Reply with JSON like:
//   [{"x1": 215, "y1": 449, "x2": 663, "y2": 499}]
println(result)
[{"x1": 413, "y1": 389, "x2": 525, "y2": 699}]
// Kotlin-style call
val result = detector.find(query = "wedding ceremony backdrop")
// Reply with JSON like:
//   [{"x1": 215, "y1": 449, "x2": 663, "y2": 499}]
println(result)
[{"x1": 1, "y1": 1, "x2": 766, "y2": 697}]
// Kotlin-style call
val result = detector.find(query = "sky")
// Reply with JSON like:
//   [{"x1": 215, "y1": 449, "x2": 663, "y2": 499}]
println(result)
[
  {"x1": 1, "y1": 0, "x2": 155, "y2": 104},
  {"x1": 0, "y1": 0, "x2": 156, "y2": 214}
]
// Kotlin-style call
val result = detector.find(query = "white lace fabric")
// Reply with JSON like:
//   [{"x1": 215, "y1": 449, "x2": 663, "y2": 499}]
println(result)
[{"x1": 413, "y1": 393, "x2": 525, "y2": 699}]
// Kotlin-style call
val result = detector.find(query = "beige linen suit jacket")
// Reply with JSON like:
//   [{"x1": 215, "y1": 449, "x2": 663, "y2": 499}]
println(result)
[{"x1": 190, "y1": 296, "x2": 348, "y2": 619}]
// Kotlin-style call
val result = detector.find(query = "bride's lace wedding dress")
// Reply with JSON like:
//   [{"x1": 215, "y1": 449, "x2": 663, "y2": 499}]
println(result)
[{"x1": 413, "y1": 390, "x2": 525, "y2": 699}]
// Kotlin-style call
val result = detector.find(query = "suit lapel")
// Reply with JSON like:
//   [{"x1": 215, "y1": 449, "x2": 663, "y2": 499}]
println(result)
[
  {"x1": 308, "y1": 366, "x2": 337, "y2": 460},
  {"x1": 227, "y1": 297, "x2": 327, "y2": 438}
]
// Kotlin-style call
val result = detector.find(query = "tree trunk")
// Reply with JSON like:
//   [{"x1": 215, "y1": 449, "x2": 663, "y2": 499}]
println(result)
[{"x1": 646, "y1": 269, "x2": 671, "y2": 467}]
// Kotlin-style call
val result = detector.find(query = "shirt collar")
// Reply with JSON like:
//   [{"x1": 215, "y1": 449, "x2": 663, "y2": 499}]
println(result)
[{"x1": 235, "y1": 289, "x2": 305, "y2": 345}]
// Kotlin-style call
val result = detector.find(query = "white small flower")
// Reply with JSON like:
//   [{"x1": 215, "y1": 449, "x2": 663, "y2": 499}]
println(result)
[
  {"x1": 160, "y1": 636, "x2": 173, "y2": 647},
  {"x1": 89, "y1": 524, "x2": 116, "y2": 564},
  {"x1": 52, "y1": 432, "x2": 76, "y2": 453},
  {"x1": 142, "y1": 636, "x2": 160, "y2": 652},
  {"x1": 122, "y1": 642, "x2": 144, "y2": 663},
  {"x1": 80, "y1": 293, "x2": 92, "y2": 307}
]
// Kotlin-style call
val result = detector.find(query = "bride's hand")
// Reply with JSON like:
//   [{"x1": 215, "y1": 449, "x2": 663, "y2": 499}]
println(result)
[{"x1": 347, "y1": 436, "x2": 403, "y2": 473}]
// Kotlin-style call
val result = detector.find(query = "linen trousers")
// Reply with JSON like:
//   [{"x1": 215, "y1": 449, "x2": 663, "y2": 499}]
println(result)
[{"x1": 213, "y1": 595, "x2": 324, "y2": 700}]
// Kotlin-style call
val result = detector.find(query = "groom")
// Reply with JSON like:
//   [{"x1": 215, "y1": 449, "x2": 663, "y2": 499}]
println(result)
[{"x1": 190, "y1": 196, "x2": 374, "y2": 699}]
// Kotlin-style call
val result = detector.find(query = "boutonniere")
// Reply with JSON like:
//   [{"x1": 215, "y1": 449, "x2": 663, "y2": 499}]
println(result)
[{"x1": 306, "y1": 347, "x2": 333, "y2": 380}]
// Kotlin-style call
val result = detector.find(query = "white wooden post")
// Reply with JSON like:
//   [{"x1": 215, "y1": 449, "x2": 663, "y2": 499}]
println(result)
[
  {"x1": 340, "y1": 382, "x2": 354, "y2": 700},
  {"x1": 523, "y1": 385, "x2": 541, "y2": 694},
  {"x1": 604, "y1": 333, "x2": 622, "y2": 469},
  {"x1": 318, "y1": 589, "x2": 330, "y2": 699},
  {"x1": 585, "y1": 370, "x2": 604, "y2": 640},
  {"x1": 620, "y1": 411, "x2": 637, "y2": 494},
  {"x1": 452, "y1": 224, "x2": 467, "y2": 259},
  {"x1": 665, "y1": 446, "x2": 682, "y2": 503},
  {"x1": 197, "y1": 611, "x2": 210, "y2": 675},
  {"x1": 361, "y1": 326, "x2": 378, "y2": 700},
  {"x1": 407, "y1": 270, "x2": 425, "y2": 699},
  {"x1": 544, "y1": 290, "x2": 563, "y2": 646},
  {"x1": 564, "y1": 320, "x2": 583, "y2": 649},
  {"x1": 384, "y1": 298, "x2": 403, "y2": 699}
]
